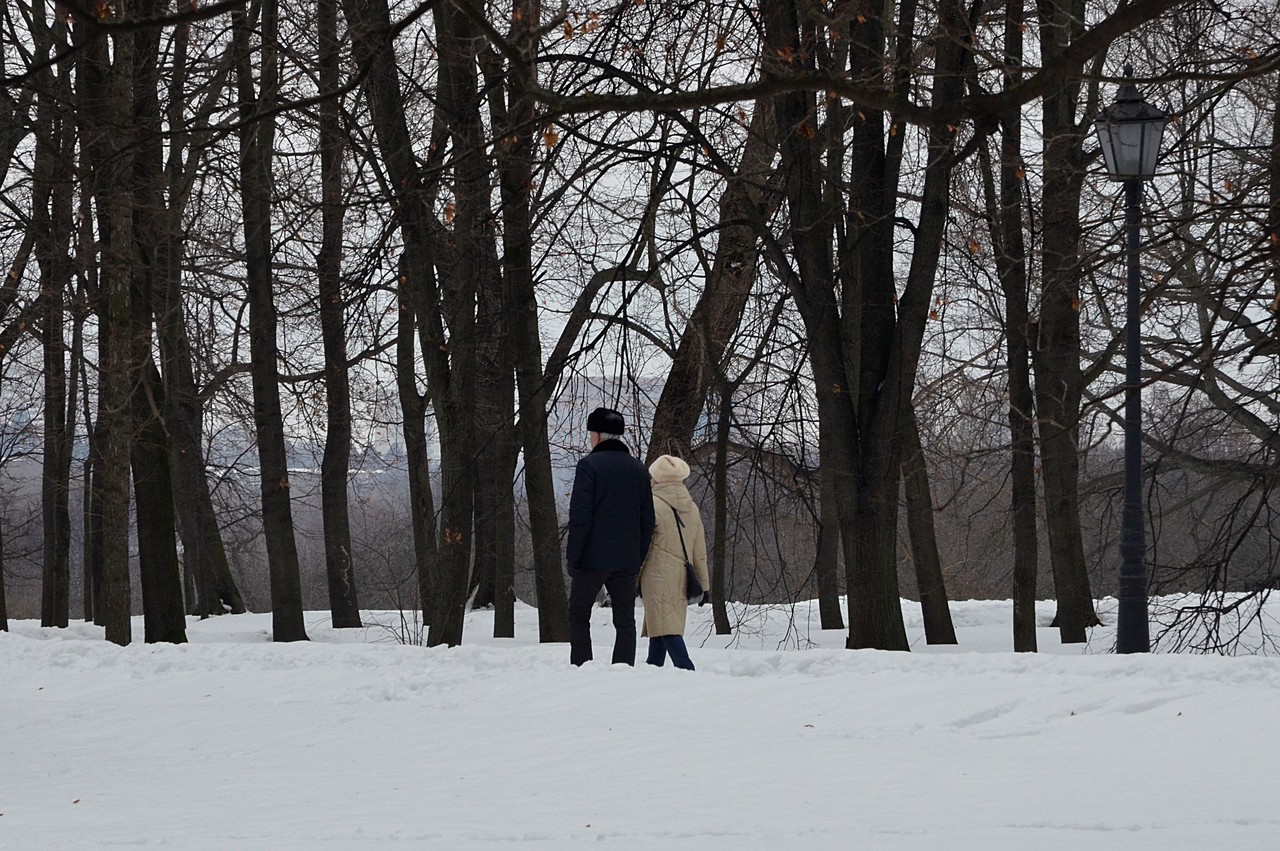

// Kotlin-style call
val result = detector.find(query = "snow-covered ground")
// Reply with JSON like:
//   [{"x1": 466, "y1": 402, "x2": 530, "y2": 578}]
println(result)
[{"x1": 4, "y1": 599, "x2": 1280, "y2": 849}]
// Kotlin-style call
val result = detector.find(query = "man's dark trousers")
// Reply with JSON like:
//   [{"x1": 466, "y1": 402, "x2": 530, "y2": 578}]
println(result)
[{"x1": 568, "y1": 567, "x2": 638, "y2": 666}]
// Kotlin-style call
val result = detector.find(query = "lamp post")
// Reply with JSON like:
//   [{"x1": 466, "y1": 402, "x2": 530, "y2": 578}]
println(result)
[{"x1": 1093, "y1": 66, "x2": 1168, "y2": 653}]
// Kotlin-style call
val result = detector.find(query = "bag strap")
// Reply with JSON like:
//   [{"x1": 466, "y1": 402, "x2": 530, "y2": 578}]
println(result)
[
  {"x1": 669, "y1": 505, "x2": 691, "y2": 565},
  {"x1": 656, "y1": 497, "x2": 692, "y2": 565}
]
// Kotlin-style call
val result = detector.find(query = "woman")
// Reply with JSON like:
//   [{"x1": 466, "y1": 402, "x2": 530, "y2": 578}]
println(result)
[{"x1": 639, "y1": 454, "x2": 711, "y2": 670}]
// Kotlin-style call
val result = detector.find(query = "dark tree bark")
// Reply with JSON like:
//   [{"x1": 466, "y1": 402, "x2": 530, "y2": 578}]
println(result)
[
  {"x1": 40, "y1": 240, "x2": 74, "y2": 631},
  {"x1": 155, "y1": 13, "x2": 245, "y2": 618},
  {"x1": 395, "y1": 256, "x2": 437, "y2": 621},
  {"x1": 83, "y1": 434, "x2": 102, "y2": 623},
  {"x1": 0, "y1": 89, "x2": 34, "y2": 189},
  {"x1": 813, "y1": 442, "x2": 844, "y2": 631},
  {"x1": 853, "y1": 0, "x2": 971, "y2": 650},
  {"x1": 841, "y1": 0, "x2": 910, "y2": 652},
  {"x1": 159, "y1": 301, "x2": 247, "y2": 617},
  {"x1": 813, "y1": 52, "x2": 846, "y2": 634},
  {"x1": 762, "y1": 0, "x2": 870, "y2": 646},
  {"x1": 233, "y1": 0, "x2": 308, "y2": 642},
  {"x1": 491, "y1": 0, "x2": 570, "y2": 642},
  {"x1": 901, "y1": 407, "x2": 956, "y2": 644},
  {"x1": 31, "y1": 0, "x2": 75, "y2": 629},
  {"x1": 507, "y1": 274, "x2": 571, "y2": 642},
  {"x1": 344, "y1": 0, "x2": 451, "y2": 631},
  {"x1": 762, "y1": 0, "x2": 908, "y2": 650},
  {"x1": 469, "y1": 260, "x2": 517, "y2": 632},
  {"x1": 646, "y1": 104, "x2": 778, "y2": 464},
  {"x1": 761, "y1": 0, "x2": 875, "y2": 648},
  {"x1": 343, "y1": 0, "x2": 480, "y2": 647},
  {"x1": 77, "y1": 6, "x2": 137, "y2": 646},
  {"x1": 978, "y1": 1, "x2": 1040, "y2": 652},
  {"x1": 761, "y1": 0, "x2": 972, "y2": 650},
  {"x1": 132, "y1": 362, "x2": 187, "y2": 643},
  {"x1": 1033, "y1": 0, "x2": 1100, "y2": 642},
  {"x1": 710, "y1": 384, "x2": 733, "y2": 635},
  {"x1": 317, "y1": 0, "x2": 360, "y2": 628},
  {"x1": 161, "y1": 324, "x2": 247, "y2": 616},
  {"x1": 470, "y1": 419, "x2": 517, "y2": 635},
  {"x1": 467, "y1": 57, "x2": 516, "y2": 622},
  {"x1": 0, "y1": 529, "x2": 6, "y2": 630},
  {"x1": 1266, "y1": 73, "x2": 1280, "y2": 352},
  {"x1": 0, "y1": 238, "x2": 37, "y2": 634},
  {"x1": 421, "y1": 0, "x2": 490, "y2": 647},
  {"x1": 130, "y1": 0, "x2": 187, "y2": 644},
  {"x1": 157, "y1": 236, "x2": 244, "y2": 617}
]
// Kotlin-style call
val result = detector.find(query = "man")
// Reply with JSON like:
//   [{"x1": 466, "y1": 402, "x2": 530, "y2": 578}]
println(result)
[{"x1": 566, "y1": 406, "x2": 655, "y2": 666}]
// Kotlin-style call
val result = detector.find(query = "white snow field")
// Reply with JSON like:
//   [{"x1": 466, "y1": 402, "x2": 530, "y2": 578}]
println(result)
[{"x1": 3, "y1": 598, "x2": 1280, "y2": 850}]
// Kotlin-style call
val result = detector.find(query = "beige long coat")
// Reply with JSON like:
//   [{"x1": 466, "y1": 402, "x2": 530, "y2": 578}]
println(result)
[{"x1": 639, "y1": 481, "x2": 710, "y2": 637}]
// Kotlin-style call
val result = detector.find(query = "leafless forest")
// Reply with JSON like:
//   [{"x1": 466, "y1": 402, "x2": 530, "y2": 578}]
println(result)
[{"x1": 1, "y1": 0, "x2": 1277, "y2": 652}]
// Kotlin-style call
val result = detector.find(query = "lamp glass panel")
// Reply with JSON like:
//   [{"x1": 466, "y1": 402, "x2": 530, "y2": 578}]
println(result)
[
  {"x1": 1138, "y1": 118, "x2": 1169, "y2": 177},
  {"x1": 1111, "y1": 119, "x2": 1146, "y2": 177},
  {"x1": 1095, "y1": 120, "x2": 1119, "y2": 176}
]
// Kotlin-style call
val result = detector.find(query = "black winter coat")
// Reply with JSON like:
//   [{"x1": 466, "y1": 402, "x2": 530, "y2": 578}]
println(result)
[{"x1": 566, "y1": 440, "x2": 655, "y2": 572}]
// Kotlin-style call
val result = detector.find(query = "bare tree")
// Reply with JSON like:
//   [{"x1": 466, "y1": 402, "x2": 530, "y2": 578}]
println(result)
[
  {"x1": 316, "y1": 0, "x2": 360, "y2": 628},
  {"x1": 125, "y1": 0, "x2": 188, "y2": 644},
  {"x1": 156, "y1": 21, "x2": 247, "y2": 619},
  {"x1": 974, "y1": 0, "x2": 1040, "y2": 651},
  {"x1": 28, "y1": 0, "x2": 77, "y2": 630},
  {"x1": 233, "y1": 0, "x2": 308, "y2": 642},
  {"x1": 1031, "y1": 0, "x2": 1101, "y2": 643},
  {"x1": 76, "y1": 0, "x2": 140, "y2": 645}
]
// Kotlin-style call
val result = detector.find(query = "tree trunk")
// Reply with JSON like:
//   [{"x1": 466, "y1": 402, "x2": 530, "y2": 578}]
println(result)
[
  {"x1": 469, "y1": 428, "x2": 508, "y2": 614},
  {"x1": 813, "y1": 434, "x2": 845, "y2": 631},
  {"x1": 846, "y1": 0, "x2": 973, "y2": 650},
  {"x1": 1269, "y1": 72, "x2": 1280, "y2": 335},
  {"x1": 901, "y1": 407, "x2": 956, "y2": 644},
  {"x1": 508, "y1": 263, "x2": 569, "y2": 642},
  {"x1": 469, "y1": 198, "x2": 514, "y2": 624},
  {"x1": 417, "y1": 0, "x2": 496, "y2": 648},
  {"x1": 0, "y1": 250, "x2": 33, "y2": 632},
  {"x1": 344, "y1": 0, "x2": 480, "y2": 647},
  {"x1": 78, "y1": 9, "x2": 137, "y2": 646},
  {"x1": 646, "y1": 104, "x2": 778, "y2": 463},
  {"x1": 470, "y1": 419, "x2": 517, "y2": 636},
  {"x1": 159, "y1": 313, "x2": 247, "y2": 616},
  {"x1": 155, "y1": 2, "x2": 245, "y2": 618},
  {"x1": 132, "y1": 361, "x2": 188, "y2": 643},
  {"x1": 468, "y1": 253, "x2": 518, "y2": 631},
  {"x1": 317, "y1": 0, "x2": 360, "y2": 628},
  {"x1": 130, "y1": 0, "x2": 187, "y2": 644},
  {"x1": 760, "y1": 0, "x2": 899, "y2": 648},
  {"x1": 233, "y1": 0, "x2": 308, "y2": 642},
  {"x1": 762, "y1": 0, "x2": 971, "y2": 651},
  {"x1": 32, "y1": 1, "x2": 74, "y2": 629},
  {"x1": 161, "y1": 326, "x2": 247, "y2": 616},
  {"x1": 492, "y1": 0, "x2": 570, "y2": 641},
  {"x1": 710, "y1": 385, "x2": 733, "y2": 634},
  {"x1": 395, "y1": 257, "x2": 437, "y2": 621},
  {"x1": 156, "y1": 222, "x2": 245, "y2": 618},
  {"x1": 841, "y1": 0, "x2": 915, "y2": 653},
  {"x1": 978, "y1": 4, "x2": 1040, "y2": 651},
  {"x1": 0, "y1": 526, "x2": 7, "y2": 630},
  {"x1": 83, "y1": 446, "x2": 100, "y2": 623},
  {"x1": 1034, "y1": 0, "x2": 1099, "y2": 642}
]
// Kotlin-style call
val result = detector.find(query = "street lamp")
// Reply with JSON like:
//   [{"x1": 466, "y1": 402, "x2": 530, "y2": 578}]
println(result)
[{"x1": 1093, "y1": 65, "x2": 1168, "y2": 653}]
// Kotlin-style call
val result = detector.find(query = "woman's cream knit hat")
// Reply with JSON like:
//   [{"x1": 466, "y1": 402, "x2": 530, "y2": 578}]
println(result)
[{"x1": 649, "y1": 454, "x2": 690, "y2": 483}]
